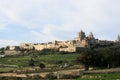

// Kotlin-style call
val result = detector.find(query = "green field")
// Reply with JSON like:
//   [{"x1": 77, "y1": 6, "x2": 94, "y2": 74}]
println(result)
[
  {"x1": 77, "y1": 73, "x2": 120, "y2": 80},
  {"x1": 37, "y1": 54, "x2": 79, "y2": 61},
  {"x1": 0, "y1": 54, "x2": 120, "y2": 79},
  {"x1": 0, "y1": 54, "x2": 80, "y2": 67}
]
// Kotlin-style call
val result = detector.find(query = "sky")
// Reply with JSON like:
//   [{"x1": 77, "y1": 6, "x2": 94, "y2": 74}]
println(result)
[{"x1": 0, "y1": 0, "x2": 120, "y2": 47}]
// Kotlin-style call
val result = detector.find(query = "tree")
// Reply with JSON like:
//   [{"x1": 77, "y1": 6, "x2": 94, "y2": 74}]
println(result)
[
  {"x1": 0, "y1": 47, "x2": 5, "y2": 51},
  {"x1": 39, "y1": 63, "x2": 45, "y2": 69},
  {"x1": 28, "y1": 58, "x2": 35, "y2": 67},
  {"x1": 76, "y1": 49, "x2": 108, "y2": 70},
  {"x1": 76, "y1": 51, "x2": 93, "y2": 70},
  {"x1": 6, "y1": 46, "x2": 10, "y2": 50},
  {"x1": 45, "y1": 72, "x2": 57, "y2": 80}
]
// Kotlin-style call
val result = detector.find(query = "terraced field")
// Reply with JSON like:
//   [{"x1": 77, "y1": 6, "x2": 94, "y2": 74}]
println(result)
[
  {"x1": 0, "y1": 53, "x2": 80, "y2": 73},
  {"x1": 77, "y1": 73, "x2": 120, "y2": 80}
]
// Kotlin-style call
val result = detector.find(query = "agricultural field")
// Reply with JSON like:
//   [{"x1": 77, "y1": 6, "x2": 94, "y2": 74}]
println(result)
[
  {"x1": 0, "y1": 53, "x2": 120, "y2": 79},
  {"x1": 0, "y1": 53, "x2": 80, "y2": 72},
  {"x1": 77, "y1": 73, "x2": 120, "y2": 80}
]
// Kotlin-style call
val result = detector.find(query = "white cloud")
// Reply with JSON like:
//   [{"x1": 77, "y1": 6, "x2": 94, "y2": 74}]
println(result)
[
  {"x1": 0, "y1": 0, "x2": 100, "y2": 30},
  {"x1": 0, "y1": 0, "x2": 119, "y2": 46},
  {"x1": 31, "y1": 30, "x2": 59, "y2": 43},
  {"x1": 0, "y1": 24, "x2": 6, "y2": 30},
  {"x1": 31, "y1": 24, "x2": 86, "y2": 42},
  {"x1": 0, "y1": 40, "x2": 20, "y2": 48},
  {"x1": 0, "y1": 0, "x2": 116, "y2": 30}
]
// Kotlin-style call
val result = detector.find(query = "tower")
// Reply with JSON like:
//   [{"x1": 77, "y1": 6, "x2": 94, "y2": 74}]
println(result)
[
  {"x1": 117, "y1": 35, "x2": 120, "y2": 42},
  {"x1": 78, "y1": 30, "x2": 86, "y2": 41},
  {"x1": 88, "y1": 32, "x2": 94, "y2": 39}
]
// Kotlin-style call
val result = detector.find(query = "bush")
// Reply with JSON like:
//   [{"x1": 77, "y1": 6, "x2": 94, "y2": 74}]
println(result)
[
  {"x1": 28, "y1": 58, "x2": 35, "y2": 67},
  {"x1": 39, "y1": 63, "x2": 45, "y2": 69},
  {"x1": 61, "y1": 74, "x2": 79, "y2": 79},
  {"x1": 45, "y1": 72, "x2": 57, "y2": 80}
]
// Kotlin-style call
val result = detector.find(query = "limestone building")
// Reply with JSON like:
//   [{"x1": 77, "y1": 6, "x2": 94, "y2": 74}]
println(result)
[{"x1": 11, "y1": 30, "x2": 116, "y2": 52}]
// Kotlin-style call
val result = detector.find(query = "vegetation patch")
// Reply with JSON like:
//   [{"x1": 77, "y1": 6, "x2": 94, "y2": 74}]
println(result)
[{"x1": 77, "y1": 73, "x2": 120, "y2": 80}]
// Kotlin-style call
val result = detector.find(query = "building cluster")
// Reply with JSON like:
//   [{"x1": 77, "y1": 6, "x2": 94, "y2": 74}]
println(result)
[{"x1": 7, "y1": 30, "x2": 120, "y2": 52}]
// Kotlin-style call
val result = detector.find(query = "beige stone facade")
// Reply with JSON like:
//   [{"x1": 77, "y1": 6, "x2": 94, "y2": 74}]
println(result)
[
  {"x1": 8, "y1": 46, "x2": 20, "y2": 51},
  {"x1": 9, "y1": 46, "x2": 16, "y2": 50},
  {"x1": 59, "y1": 46, "x2": 76, "y2": 52},
  {"x1": 20, "y1": 43, "x2": 34, "y2": 50},
  {"x1": 14, "y1": 30, "x2": 116, "y2": 52}
]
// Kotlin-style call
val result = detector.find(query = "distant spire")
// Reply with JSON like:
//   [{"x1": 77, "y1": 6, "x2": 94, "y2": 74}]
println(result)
[
  {"x1": 90, "y1": 32, "x2": 93, "y2": 36},
  {"x1": 80, "y1": 29, "x2": 83, "y2": 32},
  {"x1": 88, "y1": 32, "x2": 94, "y2": 39},
  {"x1": 117, "y1": 35, "x2": 120, "y2": 41}
]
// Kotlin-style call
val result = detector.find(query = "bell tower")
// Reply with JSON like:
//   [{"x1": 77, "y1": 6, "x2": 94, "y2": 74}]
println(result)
[
  {"x1": 78, "y1": 30, "x2": 86, "y2": 41},
  {"x1": 116, "y1": 35, "x2": 120, "y2": 42},
  {"x1": 88, "y1": 32, "x2": 94, "y2": 39}
]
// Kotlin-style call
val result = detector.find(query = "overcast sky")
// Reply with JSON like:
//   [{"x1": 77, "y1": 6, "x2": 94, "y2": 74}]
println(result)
[{"x1": 0, "y1": 0, "x2": 120, "y2": 47}]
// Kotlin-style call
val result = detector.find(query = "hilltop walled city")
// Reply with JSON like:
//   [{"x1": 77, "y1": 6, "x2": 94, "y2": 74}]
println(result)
[
  {"x1": 0, "y1": 30, "x2": 120, "y2": 79},
  {"x1": 6, "y1": 30, "x2": 120, "y2": 53}
]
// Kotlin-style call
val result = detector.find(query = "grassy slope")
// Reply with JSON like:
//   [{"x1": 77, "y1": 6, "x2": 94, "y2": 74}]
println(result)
[
  {"x1": 37, "y1": 54, "x2": 79, "y2": 61},
  {"x1": 0, "y1": 54, "x2": 80, "y2": 67}
]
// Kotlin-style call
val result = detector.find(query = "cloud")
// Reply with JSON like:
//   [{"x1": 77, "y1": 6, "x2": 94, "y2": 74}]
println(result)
[
  {"x1": 31, "y1": 30, "x2": 58, "y2": 43},
  {"x1": 0, "y1": 0, "x2": 101, "y2": 30},
  {"x1": 0, "y1": 24, "x2": 6, "y2": 30},
  {"x1": 0, "y1": 0, "x2": 120, "y2": 47},
  {"x1": 0, "y1": 0, "x2": 118, "y2": 30},
  {"x1": 0, "y1": 40, "x2": 20, "y2": 48}
]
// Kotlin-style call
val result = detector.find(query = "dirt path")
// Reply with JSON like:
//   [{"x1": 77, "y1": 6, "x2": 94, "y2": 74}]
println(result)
[
  {"x1": 0, "y1": 68, "x2": 84, "y2": 78},
  {"x1": 84, "y1": 68, "x2": 120, "y2": 74},
  {"x1": 0, "y1": 73, "x2": 26, "y2": 78}
]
